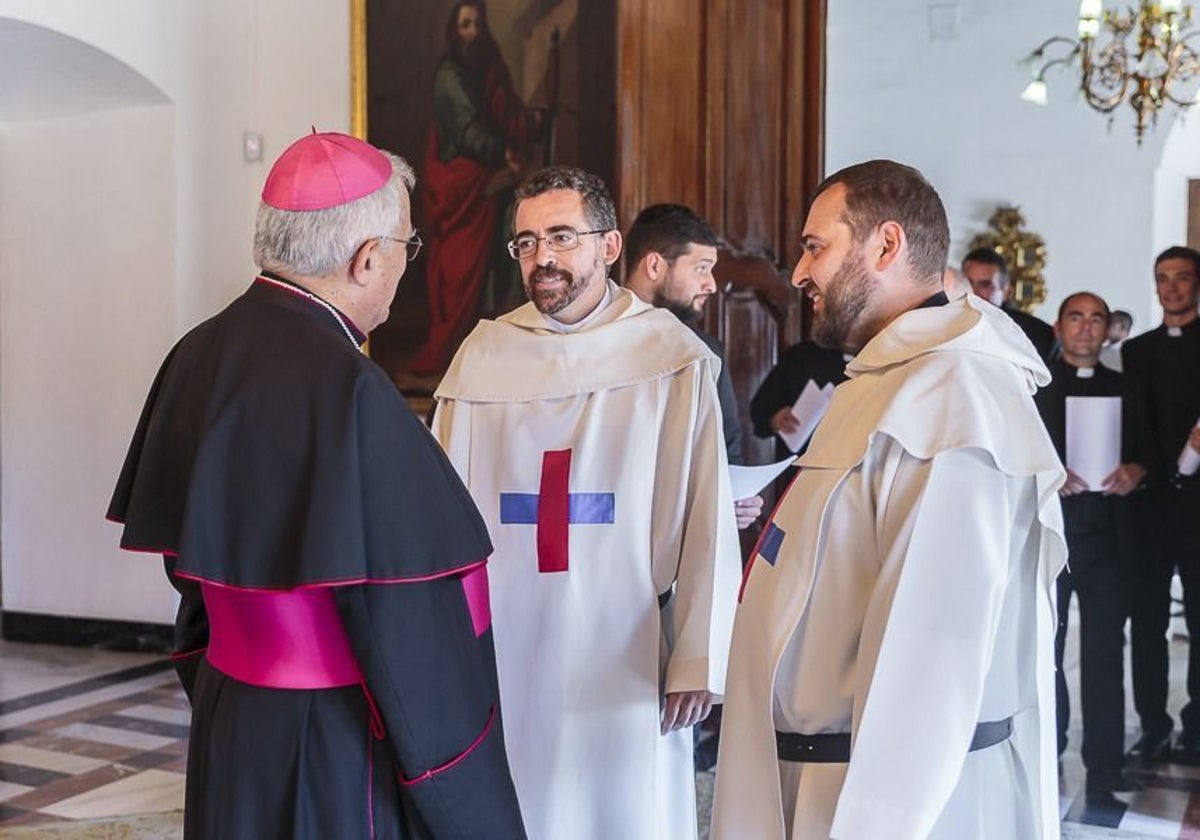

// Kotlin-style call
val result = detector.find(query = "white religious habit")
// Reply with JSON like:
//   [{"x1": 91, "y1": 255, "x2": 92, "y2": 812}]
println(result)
[
  {"x1": 433, "y1": 281, "x2": 741, "y2": 840},
  {"x1": 712, "y1": 292, "x2": 1067, "y2": 840}
]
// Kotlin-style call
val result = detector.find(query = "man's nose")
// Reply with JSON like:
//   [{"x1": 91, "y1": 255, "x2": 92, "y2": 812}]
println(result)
[{"x1": 791, "y1": 253, "x2": 811, "y2": 290}]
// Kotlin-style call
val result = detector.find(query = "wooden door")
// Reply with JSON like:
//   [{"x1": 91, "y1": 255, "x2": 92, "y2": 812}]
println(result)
[{"x1": 616, "y1": 0, "x2": 825, "y2": 488}]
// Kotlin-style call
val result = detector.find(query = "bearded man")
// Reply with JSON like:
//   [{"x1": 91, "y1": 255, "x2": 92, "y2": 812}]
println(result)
[
  {"x1": 712, "y1": 160, "x2": 1066, "y2": 839},
  {"x1": 432, "y1": 166, "x2": 741, "y2": 839}
]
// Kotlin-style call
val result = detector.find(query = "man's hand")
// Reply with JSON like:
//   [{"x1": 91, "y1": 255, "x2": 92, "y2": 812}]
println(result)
[
  {"x1": 734, "y1": 495, "x2": 763, "y2": 530},
  {"x1": 1102, "y1": 462, "x2": 1146, "y2": 496},
  {"x1": 770, "y1": 406, "x2": 800, "y2": 435},
  {"x1": 1190, "y1": 426, "x2": 1200, "y2": 454},
  {"x1": 1059, "y1": 469, "x2": 1089, "y2": 497},
  {"x1": 661, "y1": 690, "x2": 713, "y2": 735}
]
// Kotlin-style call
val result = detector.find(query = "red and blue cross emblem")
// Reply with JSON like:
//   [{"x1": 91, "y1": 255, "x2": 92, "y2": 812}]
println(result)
[{"x1": 499, "y1": 449, "x2": 615, "y2": 573}]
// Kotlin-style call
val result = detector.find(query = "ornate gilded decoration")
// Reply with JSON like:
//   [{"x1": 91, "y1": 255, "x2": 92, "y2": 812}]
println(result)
[
  {"x1": 967, "y1": 207, "x2": 1048, "y2": 314},
  {"x1": 1022, "y1": 0, "x2": 1200, "y2": 146}
]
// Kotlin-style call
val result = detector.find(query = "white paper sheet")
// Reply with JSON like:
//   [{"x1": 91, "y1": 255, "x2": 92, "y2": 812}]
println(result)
[
  {"x1": 777, "y1": 380, "x2": 834, "y2": 454},
  {"x1": 729, "y1": 457, "x2": 796, "y2": 501},
  {"x1": 1065, "y1": 396, "x2": 1121, "y2": 491}
]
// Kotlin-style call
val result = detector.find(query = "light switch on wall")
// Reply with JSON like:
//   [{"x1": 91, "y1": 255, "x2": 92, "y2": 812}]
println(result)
[
  {"x1": 928, "y1": 3, "x2": 957, "y2": 42},
  {"x1": 243, "y1": 131, "x2": 263, "y2": 163}
]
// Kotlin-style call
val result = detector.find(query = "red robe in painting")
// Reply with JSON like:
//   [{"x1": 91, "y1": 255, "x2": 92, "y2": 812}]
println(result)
[{"x1": 410, "y1": 51, "x2": 530, "y2": 376}]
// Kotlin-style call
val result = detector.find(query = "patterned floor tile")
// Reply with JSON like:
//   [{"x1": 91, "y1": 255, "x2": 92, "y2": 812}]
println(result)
[
  {"x1": 0, "y1": 744, "x2": 109, "y2": 776},
  {"x1": 38, "y1": 769, "x2": 185, "y2": 820},
  {"x1": 0, "y1": 762, "x2": 70, "y2": 788},
  {"x1": 49, "y1": 724, "x2": 174, "y2": 753},
  {"x1": 0, "y1": 780, "x2": 35, "y2": 803}
]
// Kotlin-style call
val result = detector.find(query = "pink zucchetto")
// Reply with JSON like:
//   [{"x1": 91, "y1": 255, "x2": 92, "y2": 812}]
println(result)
[{"x1": 261, "y1": 130, "x2": 391, "y2": 211}]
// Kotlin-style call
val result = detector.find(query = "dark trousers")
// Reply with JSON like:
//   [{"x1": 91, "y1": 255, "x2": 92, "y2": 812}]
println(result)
[
  {"x1": 1055, "y1": 533, "x2": 1128, "y2": 783},
  {"x1": 1129, "y1": 487, "x2": 1200, "y2": 736}
]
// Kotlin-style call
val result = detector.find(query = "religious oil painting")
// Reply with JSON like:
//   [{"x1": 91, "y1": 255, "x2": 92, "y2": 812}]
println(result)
[{"x1": 359, "y1": 0, "x2": 617, "y2": 395}]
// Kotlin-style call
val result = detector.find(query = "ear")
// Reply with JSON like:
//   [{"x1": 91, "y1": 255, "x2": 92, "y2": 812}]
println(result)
[
  {"x1": 1053, "y1": 320, "x2": 1063, "y2": 342},
  {"x1": 873, "y1": 221, "x2": 905, "y2": 273},
  {"x1": 348, "y1": 238, "x2": 382, "y2": 287},
  {"x1": 601, "y1": 230, "x2": 623, "y2": 267},
  {"x1": 644, "y1": 251, "x2": 667, "y2": 281}
]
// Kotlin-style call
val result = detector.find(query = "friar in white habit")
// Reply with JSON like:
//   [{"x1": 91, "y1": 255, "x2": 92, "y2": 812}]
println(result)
[
  {"x1": 432, "y1": 165, "x2": 741, "y2": 840},
  {"x1": 712, "y1": 160, "x2": 1067, "y2": 839}
]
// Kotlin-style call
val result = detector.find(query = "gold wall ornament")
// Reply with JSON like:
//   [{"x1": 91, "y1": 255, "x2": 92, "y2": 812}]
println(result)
[
  {"x1": 967, "y1": 207, "x2": 1049, "y2": 314},
  {"x1": 1021, "y1": 0, "x2": 1200, "y2": 146}
]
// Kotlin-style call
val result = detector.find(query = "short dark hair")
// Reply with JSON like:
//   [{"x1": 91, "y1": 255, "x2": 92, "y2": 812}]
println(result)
[
  {"x1": 623, "y1": 204, "x2": 721, "y2": 273},
  {"x1": 514, "y1": 166, "x2": 617, "y2": 232},
  {"x1": 1155, "y1": 245, "x2": 1200, "y2": 278},
  {"x1": 1057, "y1": 291, "x2": 1110, "y2": 323},
  {"x1": 961, "y1": 247, "x2": 1009, "y2": 287},
  {"x1": 811, "y1": 160, "x2": 949, "y2": 283},
  {"x1": 1111, "y1": 309, "x2": 1133, "y2": 331}
]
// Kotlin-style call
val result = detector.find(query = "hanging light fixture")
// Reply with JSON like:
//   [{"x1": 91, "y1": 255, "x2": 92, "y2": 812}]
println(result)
[{"x1": 1022, "y1": 0, "x2": 1200, "y2": 145}]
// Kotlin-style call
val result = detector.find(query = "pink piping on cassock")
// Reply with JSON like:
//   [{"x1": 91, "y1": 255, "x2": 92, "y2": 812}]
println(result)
[
  {"x1": 202, "y1": 583, "x2": 362, "y2": 689},
  {"x1": 460, "y1": 565, "x2": 491, "y2": 637},
  {"x1": 399, "y1": 706, "x2": 496, "y2": 786},
  {"x1": 155, "y1": 557, "x2": 490, "y2": 589},
  {"x1": 169, "y1": 647, "x2": 206, "y2": 661},
  {"x1": 738, "y1": 468, "x2": 803, "y2": 603}
]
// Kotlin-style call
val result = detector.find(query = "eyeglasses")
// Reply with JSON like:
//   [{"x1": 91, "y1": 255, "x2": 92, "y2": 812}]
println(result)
[
  {"x1": 507, "y1": 227, "x2": 609, "y2": 260},
  {"x1": 380, "y1": 232, "x2": 423, "y2": 261}
]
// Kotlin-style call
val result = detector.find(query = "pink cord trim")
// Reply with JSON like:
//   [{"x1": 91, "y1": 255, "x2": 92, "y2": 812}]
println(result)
[
  {"x1": 738, "y1": 468, "x2": 803, "y2": 603},
  {"x1": 169, "y1": 647, "x2": 206, "y2": 661},
  {"x1": 399, "y1": 706, "x2": 496, "y2": 786},
  {"x1": 366, "y1": 714, "x2": 376, "y2": 840},
  {"x1": 167, "y1": 559, "x2": 488, "y2": 590}
]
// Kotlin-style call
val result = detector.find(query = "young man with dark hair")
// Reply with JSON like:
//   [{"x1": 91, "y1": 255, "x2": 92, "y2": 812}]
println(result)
[
  {"x1": 622, "y1": 203, "x2": 763, "y2": 530},
  {"x1": 1123, "y1": 245, "x2": 1200, "y2": 765},
  {"x1": 714, "y1": 160, "x2": 1065, "y2": 838}
]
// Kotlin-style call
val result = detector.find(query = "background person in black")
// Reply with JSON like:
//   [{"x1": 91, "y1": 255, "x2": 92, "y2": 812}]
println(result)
[
  {"x1": 108, "y1": 133, "x2": 525, "y2": 839},
  {"x1": 962, "y1": 247, "x2": 1056, "y2": 359},
  {"x1": 623, "y1": 203, "x2": 763, "y2": 529},
  {"x1": 1123, "y1": 245, "x2": 1200, "y2": 766},
  {"x1": 749, "y1": 341, "x2": 849, "y2": 462},
  {"x1": 1034, "y1": 291, "x2": 1145, "y2": 802}
]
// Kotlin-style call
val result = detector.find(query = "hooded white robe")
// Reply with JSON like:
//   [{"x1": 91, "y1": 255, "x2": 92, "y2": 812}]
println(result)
[
  {"x1": 432, "y1": 283, "x2": 741, "y2": 840},
  {"x1": 712, "y1": 293, "x2": 1067, "y2": 839}
]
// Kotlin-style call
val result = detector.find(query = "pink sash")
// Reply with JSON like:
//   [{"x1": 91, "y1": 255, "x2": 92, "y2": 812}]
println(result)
[{"x1": 202, "y1": 582, "x2": 362, "y2": 689}]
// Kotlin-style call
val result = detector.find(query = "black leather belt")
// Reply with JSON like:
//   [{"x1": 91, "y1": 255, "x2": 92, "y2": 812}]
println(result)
[{"x1": 776, "y1": 716, "x2": 1013, "y2": 763}]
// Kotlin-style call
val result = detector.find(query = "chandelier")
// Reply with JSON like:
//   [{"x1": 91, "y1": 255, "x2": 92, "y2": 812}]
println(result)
[{"x1": 1021, "y1": 0, "x2": 1200, "y2": 145}]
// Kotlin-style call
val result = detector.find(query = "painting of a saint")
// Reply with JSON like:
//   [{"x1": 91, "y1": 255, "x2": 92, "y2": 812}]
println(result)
[{"x1": 364, "y1": 0, "x2": 616, "y2": 391}]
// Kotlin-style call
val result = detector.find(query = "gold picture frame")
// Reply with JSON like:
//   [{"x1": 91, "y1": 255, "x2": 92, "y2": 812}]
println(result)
[{"x1": 350, "y1": 0, "x2": 367, "y2": 139}]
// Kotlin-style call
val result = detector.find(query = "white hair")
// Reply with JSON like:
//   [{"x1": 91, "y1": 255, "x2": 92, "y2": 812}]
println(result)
[{"x1": 253, "y1": 152, "x2": 415, "y2": 277}]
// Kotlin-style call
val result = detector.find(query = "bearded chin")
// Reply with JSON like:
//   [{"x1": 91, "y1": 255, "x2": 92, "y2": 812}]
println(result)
[
  {"x1": 811, "y1": 257, "x2": 872, "y2": 351},
  {"x1": 527, "y1": 267, "x2": 582, "y2": 315}
]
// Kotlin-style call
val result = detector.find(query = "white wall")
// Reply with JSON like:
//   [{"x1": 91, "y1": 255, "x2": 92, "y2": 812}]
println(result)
[
  {"x1": 826, "y1": 0, "x2": 1177, "y2": 329},
  {"x1": 0, "y1": 1, "x2": 350, "y2": 624},
  {"x1": 0, "y1": 107, "x2": 176, "y2": 622}
]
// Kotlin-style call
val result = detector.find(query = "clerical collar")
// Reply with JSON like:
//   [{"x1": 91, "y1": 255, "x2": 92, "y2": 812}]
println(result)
[
  {"x1": 915, "y1": 291, "x2": 950, "y2": 310},
  {"x1": 1074, "y1": 365, "x2": 1096, "y2": 378},
  {"x1": 543, "y1": 283, "x2": 613, "y2": 333},
  {"x1": 1169, "y1": 326, "x2": 1184, "y2": 337},
  {"x1": 256, "y1": 271, "x2": 367, "y2": 348}
]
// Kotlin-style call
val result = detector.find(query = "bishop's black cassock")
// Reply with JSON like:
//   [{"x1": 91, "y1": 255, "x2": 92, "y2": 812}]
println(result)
[{"x1": 108, "y1": 276, "x2": 525, "y2": 839}]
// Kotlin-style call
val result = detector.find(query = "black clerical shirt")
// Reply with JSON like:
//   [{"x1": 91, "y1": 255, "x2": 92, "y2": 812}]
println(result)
[
  {"x1": 1122, "y1": 316, "x2": 1200, "y2": 489},
  {"x1": 1034, "y1": 357, "x2": 1144, "y2": 545}
]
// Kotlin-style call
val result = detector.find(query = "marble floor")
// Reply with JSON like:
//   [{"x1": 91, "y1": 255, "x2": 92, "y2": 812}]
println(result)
[{"x1": 0, "y1": 624, "x2": 1198, "y2": 838}]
